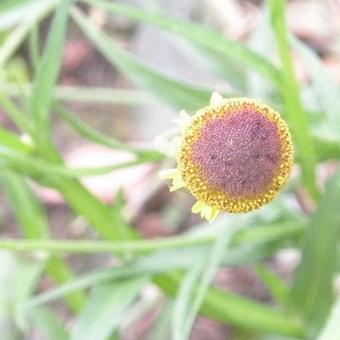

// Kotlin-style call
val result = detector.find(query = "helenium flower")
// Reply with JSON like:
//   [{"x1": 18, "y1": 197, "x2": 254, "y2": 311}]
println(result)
[{"x1": 160, "y1": 93, "x2": 293, "y2": 222}]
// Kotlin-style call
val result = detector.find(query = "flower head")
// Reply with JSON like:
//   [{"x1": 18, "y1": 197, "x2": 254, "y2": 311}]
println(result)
[{"x1": 160, "y1": 93, "x2": 293, "y2": 222}]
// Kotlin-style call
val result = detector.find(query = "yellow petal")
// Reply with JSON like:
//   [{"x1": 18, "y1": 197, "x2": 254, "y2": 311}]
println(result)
[
  {"x1": 208, "y1": 208, "x2": 219, "y2": 223},
  {"x1": 169, "y1": 178, "x2": 185, "y2": 192},
  {"x1": 159, "y1": 168, "x2": 181, "y2": 180},
  {"x1": 191, "y1": 201, "x2": 205, "y2": 214},
  {"x1": 191, "y1": 201, "x2": 220, "y2": 222}
]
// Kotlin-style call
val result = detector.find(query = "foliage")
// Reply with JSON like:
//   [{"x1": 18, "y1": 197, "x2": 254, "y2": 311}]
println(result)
[{"x1": 0, "y1": 0, "x2": 339, "y2": 339}]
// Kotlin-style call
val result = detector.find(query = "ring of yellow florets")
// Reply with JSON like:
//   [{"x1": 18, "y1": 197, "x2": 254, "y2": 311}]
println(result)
[{"x1": 177, "y1": 98, "x2": 293, "y2": 213}]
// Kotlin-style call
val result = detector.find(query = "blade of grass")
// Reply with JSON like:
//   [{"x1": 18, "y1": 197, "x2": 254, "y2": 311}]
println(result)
[
  {"x1": 255, "y1": 265, "x2": 289, "y2": 307},
  {"x1": 19, "y1": 262, "x2": 173, "y2": 311},
  {"x1": 19, "y1": 251, "x2": 303, "y2": 337},
  {"x1": 82, "y1": 0, "x2": 283, "y2": 87},
  {"x1": 57, "y1": 106, "x2": 162, "y2": 159},
  {"x1": 155, "y1": 271, "x2": 303, "y2": 337},
  {"x1": 28, "y1": 307, "x2": 69, "y2": 340},
  {"x1": 28, "y1": 23, "x2": 40, "y2": 72},
  {"x1": 0, "y1": 0, "x2": 57, "y2": 68},
  {"x1": 247, "y1": 8, "x2": 275, "y2": 100},
  {"x1": 290, "y1": 171, "x2": 340, "y2": 336},
  {"x1": 268, "y1": 0, "x2": 318, "y2": 199},
  {"x1": 0, "y1": 127, "x2": 32, "y2": 153},
  {"x1": 292, "y1": 36, "x2": 340, "y2": 131},
  {"x1": 0, "y1": 171, "x2": 84, "y2": 312},
  {"x1": 29, "y1": 0, "x2": 72, "y2": 138},
  {"x1": 2, "y1": 83, "x2": 157, "y2": 105},
  {"x1": 0, "y1": 251, "x2": 45, "y2": 336},
  {"x1": 1, "y1": 171, "x2": 49, "y2": 239},
  {"x1": 173, "y1": 221, "x2": 237, "y2": 340},
  {"x1": 71, "y1": 7, "x2": 224, "y2": 112},
  {"x1": 0, "y1": 92, "x2": 33, "y2": 133},
  {"x1": 0, "y1": 0, "x2": 50, "y2": 30},
  {"x1": 317, "y1": 296, "x2": 340, "y2": 340},
  {"x1": 0, "y1": 148, "x2": 150, "y2": 178},
  {"x1": 71, "y1": 278, "x2": 146, "y2": 340},
  {"x1": 173, "y1": 263, "x2": 202, "y2": 340}
]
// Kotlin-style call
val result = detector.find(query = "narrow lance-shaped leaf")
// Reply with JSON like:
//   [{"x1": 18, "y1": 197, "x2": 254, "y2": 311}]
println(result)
[
  {"x1": 154, "y1": 272, "x2": 303, "y2": 337},
  {"x1": 70, "y1": 278, "x2": 147, "y2": 340},
  {"x1": 267, "y1": 0, "x2": 318, "y2": 199},
  {"x1": 0, "y1": 0, "x2": 51, "y2": 30},
  {"x1": 292, "y1": 36, "x2": 340, "y2": 134},
  {"x1": 290, "y1": 171, "x2": 340, "y2": 336},
  {"x1": 0, "y1": 0, "x2": 57, "y2": 68},
  {"x1": 255, "y1": 265, "x2": 289, "y2": 307},
  {"x1": 0, "y1": 172, "x2": 84, "y2": 312},
  {"x1": 28, "y1": 307, "x2": 69, "y2": 340},
  {"x1": 83, "y1": 0, "x2": 283, "y2": 87},
  {"x1": 173, "y1": 222, "x2": 236, "y2": 340},
  {"x1": 317, "y1": 296, "x2": 340, "y2": 340},
  {"x1": 29, "y1": 0, "x2": 72, "y2": 137},
  {"x1": 71, "y1": 8, "x2": 217, "y2": 112}
]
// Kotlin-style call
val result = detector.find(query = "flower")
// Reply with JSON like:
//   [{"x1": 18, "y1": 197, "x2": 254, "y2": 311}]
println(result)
[{"x1": 160, "y1": 93, "x2": 293, "y2": 222}]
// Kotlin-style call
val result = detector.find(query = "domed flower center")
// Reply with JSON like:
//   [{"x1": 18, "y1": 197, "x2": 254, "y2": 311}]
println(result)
[{"x1": 191, "y1": 108, "x2": 282, "y2": 198}]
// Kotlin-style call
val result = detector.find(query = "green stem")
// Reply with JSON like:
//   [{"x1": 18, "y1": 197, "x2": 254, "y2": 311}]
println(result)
[
  {"x1": 1, "y1": 83, "x2": 157, "y2": 105},
  {"x1": 0, "y1": 220, "x2": 306, "y2": 255},
  {"x1": 0, "y1": 149, "x2": 150, "y2": 178},
  {"x1": 268, "y1": 0, "x2": 318, "y2": 200},
  {"x1": 0, "y1": 236, "x2": 210, "y2": 254}
]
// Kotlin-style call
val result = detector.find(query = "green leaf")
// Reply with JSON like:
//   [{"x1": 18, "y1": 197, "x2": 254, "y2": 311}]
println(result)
[
  {"x1": 0, "y1": 0, "x2": 53, "y2": 31},
  {"x1": 292, "y1": 36, "x2": 340, "y2": 133},
  {"x1": 82, "y1": 0, "x2": 282, "y2": 87},
  {"x1": 173, "y1": 222, "x2": 236, "y2": 340},
  {"x1": 71, "y1": 7, "x2": 227, "y2": 112},
  {"x1": 70, "y1": 278, "x2": 146, "y2": 340},
  {"x1": 1, "y1": 171, "x2": 49, "y2": 238},
  {"x1": 247, "y1": 8, "x2": 275, "y2": 100},
  {"x1": 57, "y1": 106, "x2": 155, "y2": 157},
  {"x1": 290, "y1": 171, "x2": 340, "y2": 336},
  {"x1": 0, "y1": 0, "x2": 56, "y2": 68},
  {"x1": 20, "y1": 266, "x2": 158, "y2": 311},
  {"x1": 0, "y1": 92, "x2": 32, "y2": 133},
  {"x1": 317, "y1": 296, "x2": 340, "y2": 340},
  {"x1": 310, "y1": 132, "x2": 340, "y2": 162},
  {"x1": 194, "y1": 46, "x2": 246, "y2": 91},
  {"x1": 267, "y1": 0, "x2": 318, "y2": 199},
  {"x1": 149, "y1": 301, "x2": 173, "y2": 340},
  {"x1": 0, "y1": 128, "x2": 32, "y2": 153},
  {"x1": 0, "y1": 148, "x2": 145, "y2": 178},
  {"x1": 28, "y1": 23, "x2": 40, "y2": 72},
  {"x1": 0, "y1": 251, "x2": 44, "y2": 337},
  {"x1": 155, "y1": 272, "x2": 303, "y2": 338},
  {"x1": 29, "y1": 0, "x2": 72, "y2": 137},
  {"x1": 173, "y1": 263, "x2": 202, "y2": 340},
  {"x1": 28, "y1": 307, "x2": 69, "y2": 340},
  {"x1": 255, "y1": 265, "x2": 289, "y2": 307},
  {"x1": 2, "y1": 83, "x2": 157, "y2": 105},
  {"x1": 0, "y1": 171, "x2": 84, "y2": 312}
]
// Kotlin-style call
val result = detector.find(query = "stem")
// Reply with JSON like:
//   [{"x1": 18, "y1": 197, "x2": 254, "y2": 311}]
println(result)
[
  {"x1": 0, "y1": 220, "x2": 306, "y2": 255},
  {"x1": 2, "y1": 83, "x2": 157, "y2": 105},
  {"x1": 0, "y1": 236, "x2": 210, "y2": 254},
  {"x1": 268, "y1": 0, "x2": 318, "y2": 200}
]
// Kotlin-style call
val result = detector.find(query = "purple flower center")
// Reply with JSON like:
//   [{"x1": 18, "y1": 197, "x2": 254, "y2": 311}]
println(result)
[{"x1": 190, "y1": 109, "x2": 282, "y2": 198}]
